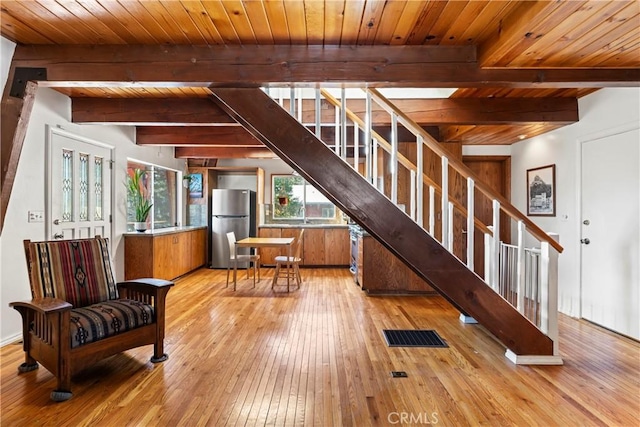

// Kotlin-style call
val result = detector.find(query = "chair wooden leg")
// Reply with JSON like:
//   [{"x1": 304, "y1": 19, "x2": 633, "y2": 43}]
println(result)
[
  {"x1": 226, "y1": 266, "x2": 231, "y2": 288},
  {"x1": 295, "y1": 264, "x2": 302, "y2": 287},
  {"x1": 252, "y1": 261, "x2": 256, "y2": 288},
  {"x1": 272, "y1": 264, "x2": 280, "y2": 288}
]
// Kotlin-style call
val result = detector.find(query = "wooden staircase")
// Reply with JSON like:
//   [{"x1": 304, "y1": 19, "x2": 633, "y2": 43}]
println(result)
[{"x1": 209, "y1": 87, "x2": 554, "y2": 357}]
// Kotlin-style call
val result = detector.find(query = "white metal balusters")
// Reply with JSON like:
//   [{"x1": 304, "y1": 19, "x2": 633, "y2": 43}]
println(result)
[{"x1": 466, "y1": 177, "x2": 475, "y2": 270}]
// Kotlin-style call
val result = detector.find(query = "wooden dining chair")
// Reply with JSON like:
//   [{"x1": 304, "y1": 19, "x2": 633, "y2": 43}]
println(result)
[
  {"x1": 226, "y1": 231, "x2": 260, "y2": 291},
  {"x1": 272, "y1": 229, "x2": 304, "y2": 291}
]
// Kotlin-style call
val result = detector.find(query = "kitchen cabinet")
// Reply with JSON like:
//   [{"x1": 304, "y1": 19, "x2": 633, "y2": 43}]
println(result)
[
  {"x1": 258, "y1": 226, "x2": 350, "y2": 266},
  {"x1": 302, "y1": 228, "x2": 324, "y2": 265},
  {"x1": 324, "y1": 228, "x2": 350, "y2": 265},
  {"x1": 124, "y1": 227, "x2": 207, "y2": 280},
  {"x1": 357, "y1": 233, "x2": 436, "y2": 295},
  {"x1": 258, "y1": 227, "x2": 282, "y2": 265}
]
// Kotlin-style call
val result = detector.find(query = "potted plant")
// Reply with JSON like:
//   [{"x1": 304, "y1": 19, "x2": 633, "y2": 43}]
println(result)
[{"x1": 127, "y1": 168, "x2": 153, "y2": 232}]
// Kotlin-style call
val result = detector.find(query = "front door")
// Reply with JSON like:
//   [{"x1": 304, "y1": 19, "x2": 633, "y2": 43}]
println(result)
[
  {"x1": 581, "y1": 126, "x2": 639, "y2": 340},
  {"x1": 47, "y1": 127, "x2": 113, "y2": 241}
]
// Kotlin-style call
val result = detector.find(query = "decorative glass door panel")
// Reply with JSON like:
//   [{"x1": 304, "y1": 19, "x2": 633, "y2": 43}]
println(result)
[{"x1": 48, "y1": 128, "x2": 113, "y2": 241}]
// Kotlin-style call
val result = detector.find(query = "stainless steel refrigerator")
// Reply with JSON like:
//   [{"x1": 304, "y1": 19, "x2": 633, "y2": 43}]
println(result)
[{"x1": 211, "y1": 189, "x2": 256, "y2": 269}]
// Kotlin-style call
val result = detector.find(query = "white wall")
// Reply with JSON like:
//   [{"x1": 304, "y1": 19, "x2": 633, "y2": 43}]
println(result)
[
  {"x1": 511, "y1": 88, "x2": 640, "y2": 317},
  {"x1": 0, "y1": 39, "x2": 186, "y2": 345},
  {"x1": 218, "y1": 158, "x2": 293, "y2": 204}
]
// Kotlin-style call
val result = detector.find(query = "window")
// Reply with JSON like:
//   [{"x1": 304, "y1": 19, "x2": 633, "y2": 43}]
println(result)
[
  {"x1": 127, "y1": 161, "x2": 179, "y2": 231},
  {"x1": 272, "y1": 175, "x2": 336, "y2": 221}
]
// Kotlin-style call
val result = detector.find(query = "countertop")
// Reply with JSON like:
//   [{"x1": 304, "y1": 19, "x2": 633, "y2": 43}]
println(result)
[{"x1": 124, "y1": 225, "x2": 207, "y2": 237}]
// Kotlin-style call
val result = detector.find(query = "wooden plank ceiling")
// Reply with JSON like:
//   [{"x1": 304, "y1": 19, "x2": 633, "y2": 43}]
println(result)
[{"x1": 1, "y1": 0, "x2": 639, "y2": 158}]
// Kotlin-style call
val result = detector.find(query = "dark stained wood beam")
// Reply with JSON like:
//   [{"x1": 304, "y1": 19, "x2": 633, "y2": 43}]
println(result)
[
  {"x1": 73, "y1": 98, "x2": 236, "y2": 125},
  {"x1": 1, "y1": 81, "x2": 38, "y2": 234},
  {"x1": 12, "y1": 45, "x2": 640, "y2": 88},
  {"x1": 136, "y1": 126, "x2": 262, "y2": 146},
  {"x1": 353, "y1": 97, "x2": 578, "y2": 125},
  {"x1": 137, "y1": 124, "x2": 439, "y2": 149},
  {"x1": 175, "y1": 146, "x2": 275, "y2": 159},
  {"x1": 75, "y1": 97, "x2": 577, "y2": 125},
  {"x1": 209, "y1": 87, "x2": 553, "y2": 356}
]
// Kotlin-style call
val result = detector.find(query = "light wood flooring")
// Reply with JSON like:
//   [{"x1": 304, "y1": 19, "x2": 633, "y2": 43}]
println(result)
[{"x1": 1, "y1": 267, "x2": 639, "y2": 426}]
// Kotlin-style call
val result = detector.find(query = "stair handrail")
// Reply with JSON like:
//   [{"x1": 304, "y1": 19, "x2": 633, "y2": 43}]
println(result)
[
  {"x1": 366, "y1": 88, "x2": 564, "y2": 254},
  {"x1": 319, "y1": 89, "x2": 492, "y2": 236}
]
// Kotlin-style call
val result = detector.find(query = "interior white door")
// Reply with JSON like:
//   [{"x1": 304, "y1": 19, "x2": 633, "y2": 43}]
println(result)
[
  {"x1": 48, "y1": 127, "x2": 113, "y2": 241},
  {"x1": 581, "y1": 127, "x2": 639, "y2": 340}
]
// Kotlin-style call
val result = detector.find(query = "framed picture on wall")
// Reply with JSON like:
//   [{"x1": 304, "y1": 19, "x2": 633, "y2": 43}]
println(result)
[
  {"x1": 527, "y1": 164, "x2": 556, "y2": 216},
  {"x1": 189, "y1": 173, "x2": 203, "y2": 198}
]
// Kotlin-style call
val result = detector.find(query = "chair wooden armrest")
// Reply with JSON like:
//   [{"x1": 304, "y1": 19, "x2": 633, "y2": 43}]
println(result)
[
  {"x1": 118, "y1": 278, "x2": 174, "y2": 289},
  {"x1": 10, "y1": 297, "x2": 72, "y2": 314}
]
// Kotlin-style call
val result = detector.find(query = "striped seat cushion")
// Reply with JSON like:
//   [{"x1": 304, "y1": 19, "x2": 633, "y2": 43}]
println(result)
[
  {"x1": 27, "y1": 238, "x2": 118, "y2": 307},
  {"x1": 70, "y1": 299, "x2": 155, "y2": 348}
]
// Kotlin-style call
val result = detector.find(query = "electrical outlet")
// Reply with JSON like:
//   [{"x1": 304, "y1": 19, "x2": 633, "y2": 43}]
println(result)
[{"x1": 28, "y1": 211, "x2": 44, "y2": 223}]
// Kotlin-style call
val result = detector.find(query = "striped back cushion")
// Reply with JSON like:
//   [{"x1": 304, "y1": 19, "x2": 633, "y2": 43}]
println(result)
[{"x1": 26, "y1": 237, "x2": 118, "y2": 307}]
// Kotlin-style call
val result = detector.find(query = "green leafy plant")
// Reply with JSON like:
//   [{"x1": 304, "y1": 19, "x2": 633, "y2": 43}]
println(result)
[{"x1": 127, "y1": 168, "x2": 153, "y2": 222}]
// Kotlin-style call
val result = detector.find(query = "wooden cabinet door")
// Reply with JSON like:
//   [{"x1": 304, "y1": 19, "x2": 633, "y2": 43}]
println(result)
[
  {"x1": 189, "y1": 229, "x2": 207, "y2": 270},
  {"x1": 302, "y1": 228, "x2": 325, "y2": 265},
  {"x1": 324, "y1": 228, "x2": 350, "y2": 266},
  {"x1": 124, "y1": 236, "x2": 153, "y2": 280},
  {"x1": 258, "y1": 228, "x2": 281, "y2": 265},
  {"x1": 153, "y1": 234, "x2": 176, "y2": 280}
]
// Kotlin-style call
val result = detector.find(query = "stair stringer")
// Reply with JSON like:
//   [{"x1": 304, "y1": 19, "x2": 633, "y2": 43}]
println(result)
[{"x1": 209, "y1": 88, "x2": 553, "y2": 357}]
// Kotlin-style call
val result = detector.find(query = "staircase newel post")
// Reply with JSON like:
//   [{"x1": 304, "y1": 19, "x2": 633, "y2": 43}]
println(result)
[{"x1": 541, "y1": 232, "x2": 560, "y2": 356}]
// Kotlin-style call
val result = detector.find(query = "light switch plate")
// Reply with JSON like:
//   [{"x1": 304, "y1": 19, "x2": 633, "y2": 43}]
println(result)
[{"x1": 28, "y1": 211, "x2": 44, "y2": 222}]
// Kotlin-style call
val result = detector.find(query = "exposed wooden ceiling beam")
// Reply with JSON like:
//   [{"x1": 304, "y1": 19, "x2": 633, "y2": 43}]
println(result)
[
  {"x1": 11, "y1": 45, "x2": 640, "y2": 88},
  {"x1": 175, "y1": 146, "x2": 275, "y2": 159},
  {"x1": 76, "y1": 96, "x2": 578, "y2": 125},
  {"x1": 73, "y1": 98, "x2": 236, "y2": 125},
  {"x1": 137, "y1": 126, "x2": 261, "y2": 146},
  {"x1": 347, "y1": 97, "x2": 578, "y2": 124}
]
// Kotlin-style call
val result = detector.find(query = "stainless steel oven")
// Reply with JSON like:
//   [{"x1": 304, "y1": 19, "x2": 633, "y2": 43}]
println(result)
[{"x1": 349, "y1": 225, "x2": 359, "y2": 284}]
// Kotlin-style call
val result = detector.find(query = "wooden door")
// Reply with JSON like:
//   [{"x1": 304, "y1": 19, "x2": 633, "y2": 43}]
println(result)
[
  {"x1": 581, "y1": 127, "x2": 639, "y2": 339},
  {"x1": 463, "y1": 156, "x2": 511, "y2": 278}
]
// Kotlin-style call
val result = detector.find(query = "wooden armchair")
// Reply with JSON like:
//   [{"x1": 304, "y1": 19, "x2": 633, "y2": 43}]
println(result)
[{"x1": 10, "y1": 236, "x2": 174, "y2": 402}]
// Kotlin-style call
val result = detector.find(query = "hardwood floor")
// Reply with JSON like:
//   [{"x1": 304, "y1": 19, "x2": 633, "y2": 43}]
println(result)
[{"x1": 1, "y1": 268, "x2": 638, "y2": 426}]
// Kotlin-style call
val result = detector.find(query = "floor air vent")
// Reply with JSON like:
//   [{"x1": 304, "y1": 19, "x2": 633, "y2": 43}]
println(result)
[{"x1": 383, "y1": 329, "x2": 448, "y2": 348}]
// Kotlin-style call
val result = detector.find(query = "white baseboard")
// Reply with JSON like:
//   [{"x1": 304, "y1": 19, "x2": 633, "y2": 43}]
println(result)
[
  {"x1": 0, "y1": 333, "x2": 22, "y2": 348},
  {"x1": 505, "y1": 349, "x2": 564, "y2": 365}
]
